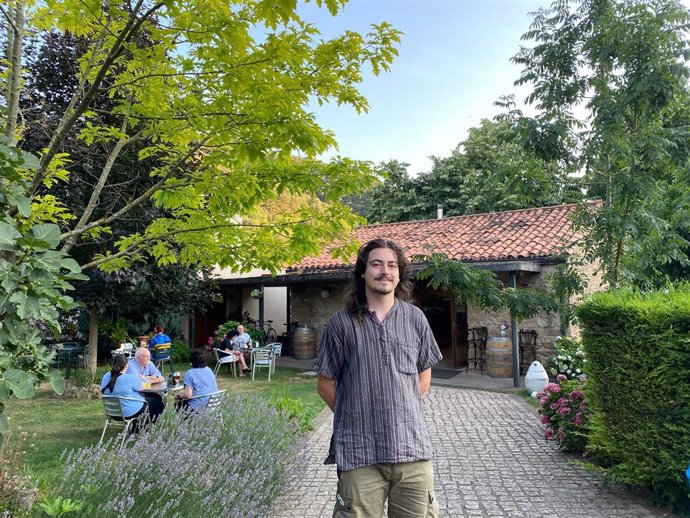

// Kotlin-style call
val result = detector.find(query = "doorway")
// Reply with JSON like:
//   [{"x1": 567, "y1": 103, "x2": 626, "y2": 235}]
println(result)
[{"x1": 416, "y1": 285, "x2": 467, "y2": 369}]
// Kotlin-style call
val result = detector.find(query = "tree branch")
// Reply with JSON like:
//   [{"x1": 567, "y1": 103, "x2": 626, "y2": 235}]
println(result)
[
  {"x1": 61, "y1": 123, "x2": 144, "y2": 254},
  {"x1": 31, "y1": 0, "x2": 165, "y2": 194}
]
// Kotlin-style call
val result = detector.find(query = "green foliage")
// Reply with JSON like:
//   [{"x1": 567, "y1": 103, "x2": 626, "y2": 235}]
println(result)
[
  {"x1": 363, "y1": 118, "x2": 582, "y2": 224},
  {"x1": 576, "y1": 286, "x2": 690, "y2": 510},
  {"x1": 101, "y1": 318, "x2": 130, "y2": 346},
  {"x1": 57, "y1": 395, "x2": 304, "y2": 517},
  {"x1": 171, "y1": 340, "x2": 191, "y2": 364},
  {"x1": 71, "y1": 367, "x2": 107, "y2": 389},
  {"x1": 414, "y1": 251, "x2": 558, "y2": 319},
  {"x1": 38, "y1": 496, "x2": 83, "y2": 517},
  {"x1": 548, "y1": 336, "x2": 587, "y2": 380},
  {"x1": 514, "y1": 0, "x2": 690, "y2": 287},
  {"x1": 9, "y1": 1, "x2": 402, "y2": 275},
  {"x1": 537, "y1": 377, "x2": 590, "y2": 453},
  {"x1": 270, "y1": 386, "x2": 312, "y2": 433},
  {"x1": 0, "y1": 138, "x2": 86, "y2": 440},
  {"x1": 215, "y1": 320, "x2": 262, "y2": 346}
]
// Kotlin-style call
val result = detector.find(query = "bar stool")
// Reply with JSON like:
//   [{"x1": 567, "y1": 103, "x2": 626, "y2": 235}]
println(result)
[
  {"x1": 518, "y1": 329, "x2": 538, "y2": 375},
  {"x1": 466, "y1": 326, "x2": 487, "y2": 374}
]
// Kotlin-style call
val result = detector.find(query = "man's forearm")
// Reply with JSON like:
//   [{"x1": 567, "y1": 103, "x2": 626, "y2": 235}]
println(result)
[
  {"x1": 317, "y1": 375, "x2": 336, "y2": 411},
  {"x1": 418, "y1": 368, "x2": 432, "y2": 394}
]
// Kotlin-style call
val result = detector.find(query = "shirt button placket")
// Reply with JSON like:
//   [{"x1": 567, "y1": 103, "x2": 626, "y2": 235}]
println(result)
[{"x1": 380, "y1": 326, "x2": 389, "y2": 364}]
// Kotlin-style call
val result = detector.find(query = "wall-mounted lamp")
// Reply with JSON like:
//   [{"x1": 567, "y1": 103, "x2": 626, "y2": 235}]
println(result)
[{"x1": 320, "y1": 289, "x2": 330, "y2": 299}]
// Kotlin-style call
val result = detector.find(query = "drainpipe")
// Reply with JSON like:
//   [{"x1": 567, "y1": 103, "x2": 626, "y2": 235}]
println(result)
[
  {"x1": 258, "y1": 283, "x2": 265, "y2": 330},
  {"x1": 510, "y1": 271, "x2": 520, "y2": 388}
]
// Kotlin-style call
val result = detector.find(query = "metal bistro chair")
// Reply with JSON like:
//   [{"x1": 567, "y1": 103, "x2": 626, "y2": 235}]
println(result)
[
  {"x1": 466, "y1": 327, "x2": 488, "y2": 375},
  {"x1": 213, "y1": 348, "x2": 237, "y2": 378},
  {"x1": 185, "y1": 389, "x2": 227, "y2": 413},
  {"x1": 56, "y1": 342, "x2": 84, "y2": 378},
  {"x1": 518, "y1": 330, "x2": 538, "y2": 375},
  {"x1": 111, "y1": 342, "x2": 135, "y2": 359},
  {"x1": 251, "y1": 348, "x2": 274, "y2": 381},
  {"x1": 152, "y1": 342, "x2": 173, "y2": 375},
  {"x1": 266, "y1": 342, "x2": 282, "y2": 375},
  {"x1": 100, "y1": 396, "x2": 149, "y2": 448}
]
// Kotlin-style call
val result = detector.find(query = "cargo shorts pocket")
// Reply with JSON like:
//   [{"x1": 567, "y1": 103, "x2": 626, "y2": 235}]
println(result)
[
  {"x1": 426, "y1": 490, "x2": 439, "y2": 518},
  {"x1": 333, "y1": 493, "x2": 355, "y2": 516}
]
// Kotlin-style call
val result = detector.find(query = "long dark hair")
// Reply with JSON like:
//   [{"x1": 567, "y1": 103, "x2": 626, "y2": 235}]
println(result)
[
  {"x1": 346, "y1": 238, "x2": 413, "y2": 320},
  {"x1": 104, "y1": 354, "x2": 129, "y2": 394}
]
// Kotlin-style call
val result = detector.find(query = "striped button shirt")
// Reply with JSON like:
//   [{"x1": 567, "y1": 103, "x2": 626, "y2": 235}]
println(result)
[{"x1": 314, "y1": 299, "x2": 442, "y2": 472}]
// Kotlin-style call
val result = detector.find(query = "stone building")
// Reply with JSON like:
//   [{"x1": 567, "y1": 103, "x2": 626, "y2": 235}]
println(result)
[{"x1": 192, "y1": 202, "x2": 601, "y2": 371}]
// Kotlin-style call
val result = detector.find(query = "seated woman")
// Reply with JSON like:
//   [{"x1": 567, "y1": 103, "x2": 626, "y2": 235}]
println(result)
[
  {"x1": 100, "y1": 354, "x2": 165, "y2": 432},
  {"x1": 219, "y1": 330, "x2": 250, "y2": 376},
  {"x1": 175, "y1": 350, "x2": 218, "y2": 413}
]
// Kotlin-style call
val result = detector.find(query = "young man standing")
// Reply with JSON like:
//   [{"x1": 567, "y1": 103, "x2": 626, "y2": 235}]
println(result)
[{"x1": 314, "y1": 239, "x2": 442, "y2": 518}]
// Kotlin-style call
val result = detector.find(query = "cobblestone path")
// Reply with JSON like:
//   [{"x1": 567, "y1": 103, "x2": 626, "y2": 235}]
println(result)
[{"x1": 272, "y1": 387, "x2": 676, "y2": 517}]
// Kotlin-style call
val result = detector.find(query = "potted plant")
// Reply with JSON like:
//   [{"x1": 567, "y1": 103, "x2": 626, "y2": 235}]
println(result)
[{"x1": 104, "y1": 318, "x2": 131, "y2": 348}]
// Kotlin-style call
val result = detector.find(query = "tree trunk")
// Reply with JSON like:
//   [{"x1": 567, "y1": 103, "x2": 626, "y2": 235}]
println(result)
[
  {"x1": 5, "y1": 0, "x2": 25, "y2": 146},
  {"x1": 88, "y1": 310, "x2": 99, "y2": 371}
]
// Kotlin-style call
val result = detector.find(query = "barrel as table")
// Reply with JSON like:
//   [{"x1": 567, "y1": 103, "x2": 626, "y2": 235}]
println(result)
[{"x1": 486, "y1": 336, "x2": 512, "y2": 378}]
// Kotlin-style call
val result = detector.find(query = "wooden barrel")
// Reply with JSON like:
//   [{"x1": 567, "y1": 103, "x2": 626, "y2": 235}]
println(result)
[
  {"x1": 486, "y1": 336, "x2": 512, "y2": 378},
  {"x1": 292, "y1": 326, "x2": 317, "y2": 360}
]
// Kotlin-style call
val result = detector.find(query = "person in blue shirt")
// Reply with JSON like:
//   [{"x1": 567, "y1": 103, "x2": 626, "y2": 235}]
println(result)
[
  {"x1": 127, "y1": 347, "x2": 164, "y2": 382},
  {"x1": 148, "y1": 324, "x2": 171, "y2": 350},
  {"x1": 101, "y1": 354, "x2": 164, "y2": 431},
  {"x1": 234, "y1": 324, "x2": 253, "y2": 349},
  {"x1": 175, "y1": 350, "x2": 218, "y2": 413}
]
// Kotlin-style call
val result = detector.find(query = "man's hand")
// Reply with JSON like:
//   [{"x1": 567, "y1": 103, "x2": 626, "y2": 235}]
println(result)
[{"x1": 317, "y1": 374, "x2": 336, "y2": 412}]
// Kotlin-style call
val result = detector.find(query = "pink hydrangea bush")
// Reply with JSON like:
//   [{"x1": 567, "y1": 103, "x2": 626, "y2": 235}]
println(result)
[{"x1": 537, "y1": 374, "x2": 590, "y2": 452}]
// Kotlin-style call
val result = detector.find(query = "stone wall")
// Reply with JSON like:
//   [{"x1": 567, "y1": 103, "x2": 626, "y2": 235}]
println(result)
[
  {"x1": 467, "y1": 268, "x2": 562, "y2": 363},
  {"x1": 290, "y1": 281, "x2": 349, "y2": 352}
]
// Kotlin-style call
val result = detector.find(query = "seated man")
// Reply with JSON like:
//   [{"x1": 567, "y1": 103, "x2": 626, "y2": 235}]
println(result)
[
  {"x1": 127, "y1": 347, "x2": 165, "y2": 420},
  {"x1": 128, "y1": 347, "x2": 165, "y2": 383},
  {"x1": 235, "y1": 324, "x2": 252, "y2": 348},
  {"x1": 234, "y1": 324, "x2": 254, "y2": 368},
  {"x1": 219, "y1": 330, "x2": 250, "y2": 375}
]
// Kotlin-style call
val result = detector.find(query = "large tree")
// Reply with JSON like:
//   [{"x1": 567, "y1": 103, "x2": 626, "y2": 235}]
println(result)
[
  {"x1": 512, "y1": 0, "x2": 690, "y2": 287},
  {"x1": 2, "y1": 0, "x2": 401, "y2": 368},
  {"x1": 365, "y1": 118, "x2": 581, "y2": 224}
]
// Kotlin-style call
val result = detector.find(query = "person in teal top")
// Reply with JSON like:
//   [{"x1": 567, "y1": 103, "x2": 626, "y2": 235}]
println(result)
[
  {"x1": 101, "y1": 355, "x2": 151, "y2": 431},
  {"x1": 175, "y1": 350, "x2": 218, "y2": 412}
]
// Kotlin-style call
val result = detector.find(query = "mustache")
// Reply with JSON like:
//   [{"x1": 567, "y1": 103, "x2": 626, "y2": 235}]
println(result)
[{"x1": 374, "y1": 275, "x2": 393, "y2": 281}]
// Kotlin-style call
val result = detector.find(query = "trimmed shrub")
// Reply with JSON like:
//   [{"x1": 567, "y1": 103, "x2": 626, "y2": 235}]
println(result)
[
  {"x1": 56, "y1": 394, "x2": 304, "y2": 517},
  {"x1": 171, "y1": 339, "x2": 191, "y2": 363},
  {"x1": 576, "y1": 286, "x2": 690, "y2": 510}
]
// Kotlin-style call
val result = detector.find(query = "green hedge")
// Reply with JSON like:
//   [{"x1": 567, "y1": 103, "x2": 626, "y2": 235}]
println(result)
[{"x1": 576, "y1": 287, "x2": 690, "y2": 510}]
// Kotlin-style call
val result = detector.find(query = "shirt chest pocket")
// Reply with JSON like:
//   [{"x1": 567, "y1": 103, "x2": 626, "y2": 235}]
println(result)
[{"x1": 392, "y1": 342, "x2": 418, "y2": 375}]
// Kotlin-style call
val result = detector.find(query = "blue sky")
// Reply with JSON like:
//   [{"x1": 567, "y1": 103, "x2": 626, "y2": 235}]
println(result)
[{"x1": 296, "y1": 0, "x2": 553, "y2": 175}]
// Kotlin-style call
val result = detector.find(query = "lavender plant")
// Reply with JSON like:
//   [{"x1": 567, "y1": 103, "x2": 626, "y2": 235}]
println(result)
[{"x1": 56, "y1": 394, "x2": 305, "y2": 517}]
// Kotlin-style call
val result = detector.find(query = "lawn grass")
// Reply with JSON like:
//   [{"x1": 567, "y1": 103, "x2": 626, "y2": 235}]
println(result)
[{"x1": 6, "y1": 361, "x2": 324, "y2": 490}]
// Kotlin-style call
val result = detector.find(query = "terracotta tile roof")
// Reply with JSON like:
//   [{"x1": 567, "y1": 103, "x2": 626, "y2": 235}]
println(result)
[{"x1": 289, "y1": 202, "x2": 598, "y2": 273}]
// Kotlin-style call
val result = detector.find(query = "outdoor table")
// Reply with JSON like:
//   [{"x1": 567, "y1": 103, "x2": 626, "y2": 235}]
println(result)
[{"x1": 138, "y1": 381, "x2": 169, "y2": 395}]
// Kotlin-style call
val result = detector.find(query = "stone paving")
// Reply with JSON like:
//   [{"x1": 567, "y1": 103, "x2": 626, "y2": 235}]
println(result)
[{"x1": 272, "y1": 386, "x2": 677, "y2": 518}]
